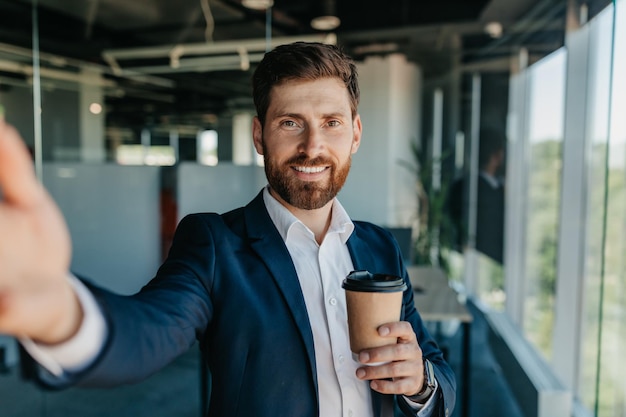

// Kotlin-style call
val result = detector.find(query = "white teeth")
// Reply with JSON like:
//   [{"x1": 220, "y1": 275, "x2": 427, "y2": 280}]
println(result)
[{"x1": 294, "y1": 166, "x2": 326, "y2": 174}]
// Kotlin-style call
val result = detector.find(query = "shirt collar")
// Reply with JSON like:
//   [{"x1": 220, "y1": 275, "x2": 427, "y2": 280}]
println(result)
[
  {"x1": 479, "y1": 171, "x2": 502, "y2": 188},
  {"x1": 262, "y1": 186, "x2": 355, "y2": 244}
]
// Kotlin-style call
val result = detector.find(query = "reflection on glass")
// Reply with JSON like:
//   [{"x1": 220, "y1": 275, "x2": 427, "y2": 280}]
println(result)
[
  {"x1": 473, "y1": 125, "x2": 507, "y2": 309},
  {"x1": 447, "y1": 126, "x2": 507, "y2": 264},
  {"x1": 522, "y1": 48, "x2": 566, "y2": 360},
  {"x1": 474, "y1": 128, "x2": 506, "y2": 264}
]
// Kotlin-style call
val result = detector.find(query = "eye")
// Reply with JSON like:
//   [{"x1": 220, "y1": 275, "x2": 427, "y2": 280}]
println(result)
[
  {"x1": 327, "y1": 120, "x2": 341, "y2": 127},
  {"x1": 281, "y1": 119, "x2": 299, "y2": 128}
]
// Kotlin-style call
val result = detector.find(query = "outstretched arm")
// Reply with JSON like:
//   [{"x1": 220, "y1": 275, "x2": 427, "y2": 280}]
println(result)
[{"x1": 0, "y1": 119, "x2": 81, "y2": 344}]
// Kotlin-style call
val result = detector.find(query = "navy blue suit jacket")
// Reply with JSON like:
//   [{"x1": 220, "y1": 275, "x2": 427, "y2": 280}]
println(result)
[{"x1": 35, "y1": 191, "x2": 456, "y2": 417}]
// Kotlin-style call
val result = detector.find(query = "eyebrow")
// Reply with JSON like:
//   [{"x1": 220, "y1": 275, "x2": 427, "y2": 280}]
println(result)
[{"x1": 273, "y1": 111, "x2": 350, "y2": 120}]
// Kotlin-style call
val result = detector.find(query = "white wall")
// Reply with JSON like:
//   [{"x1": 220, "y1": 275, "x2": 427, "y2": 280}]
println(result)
[
  {"x1": 177, "y1": 162, "x2": 267, "y2": 219},
  {"x1": 43, "y1": 163, "x2": 162, "y2": 295},
  {"x1": 340, "y1": 54, "x2": 421, "y2": 227}
]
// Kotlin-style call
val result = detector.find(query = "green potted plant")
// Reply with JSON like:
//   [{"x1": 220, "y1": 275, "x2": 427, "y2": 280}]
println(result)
[{"x1": 398, "y1": 142, "x2": 454, "y2": 271}]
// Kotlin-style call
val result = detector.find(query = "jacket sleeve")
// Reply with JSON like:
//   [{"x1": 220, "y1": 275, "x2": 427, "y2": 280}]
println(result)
[
  {"x1": 395, "y1": 270, "x2": 457, "y2": 417},
  {"x1": 23, "y1": 214, "x2": 215, "y2": 389}
]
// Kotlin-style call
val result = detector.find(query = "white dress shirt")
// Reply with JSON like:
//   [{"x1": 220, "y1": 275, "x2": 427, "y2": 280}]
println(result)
[
  {"x1": 263, "y1": 188, "x2": 373, "y2": 417},
  {"x1": 479, "y1": 171, "x2": 503, "y2": 189}
]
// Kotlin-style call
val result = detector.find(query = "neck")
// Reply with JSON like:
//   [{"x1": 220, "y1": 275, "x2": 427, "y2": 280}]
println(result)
[
  {"x1": 294, "y1": 205, "x2": 333, "y2": 244},
  {"x1": 482, "y1": 161, "x2": 498, "y2": 176},
  {"x1": 269, "y1": 188, "x2": 333, "y2": 244}
]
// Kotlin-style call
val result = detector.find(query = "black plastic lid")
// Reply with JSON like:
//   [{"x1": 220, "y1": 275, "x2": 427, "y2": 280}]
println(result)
[{"x1": 341, "y1": 270, "x2": 407, "y2": 293}]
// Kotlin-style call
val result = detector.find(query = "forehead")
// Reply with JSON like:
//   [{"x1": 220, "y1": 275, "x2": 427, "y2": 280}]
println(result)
[{"x1": 267, "y1": 77, "x2": 352, "y2": 114}]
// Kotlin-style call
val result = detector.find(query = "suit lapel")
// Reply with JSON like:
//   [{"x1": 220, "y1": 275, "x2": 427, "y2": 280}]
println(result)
[
  {"x1": 243, "y1": 192, "x2": 318, "y2": 396},
  {"x1": 346, "y1": 226, "x2": 377, "y2": 272}
]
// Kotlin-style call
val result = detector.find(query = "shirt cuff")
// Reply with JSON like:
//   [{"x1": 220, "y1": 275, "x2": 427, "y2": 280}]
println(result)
[
  {"x1": 19, "y1": 275, "x2": 107, "y2": 376},
  {"x1": 402, "y1": 377, "x2": 439, "y2": 414}
]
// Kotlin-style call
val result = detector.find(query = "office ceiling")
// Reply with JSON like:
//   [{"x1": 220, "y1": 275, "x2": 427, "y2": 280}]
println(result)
[{"x1": 0, "y1": 0, "x2": 571, "y2": 128}]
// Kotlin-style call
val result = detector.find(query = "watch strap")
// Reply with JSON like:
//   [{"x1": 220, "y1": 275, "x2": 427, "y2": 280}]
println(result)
[{"x1": 406, "y1": 359, "x2": 436, "y2": 403}]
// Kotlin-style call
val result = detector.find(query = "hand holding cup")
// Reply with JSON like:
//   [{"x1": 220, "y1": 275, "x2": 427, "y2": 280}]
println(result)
[{"x1": 342, "y1": 270, "x2": 426, "y2": 396}]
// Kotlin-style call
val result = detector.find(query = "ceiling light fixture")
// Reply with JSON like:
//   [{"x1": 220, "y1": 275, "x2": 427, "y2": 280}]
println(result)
[
  {"x1": 310, "y1": 15, "x2": 341, "y2": 31},
  {"x1": 89, "y1": 102, "x2": 103, "y2": 115},
  {"x1": 241, "y1": 0, "x2": 273, "y2": 10},
  {"x1": 484, "y1": 21, "x2": 503, "y2": 39}
]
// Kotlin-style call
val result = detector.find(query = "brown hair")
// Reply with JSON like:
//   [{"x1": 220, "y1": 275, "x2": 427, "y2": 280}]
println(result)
[{"x1": 252, "y1": 41, "x2": 360, "y2": 126}]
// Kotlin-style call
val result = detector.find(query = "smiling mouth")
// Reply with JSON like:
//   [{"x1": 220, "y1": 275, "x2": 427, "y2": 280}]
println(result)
[{"x1": 293, "y1": 166, "x2": 327, "y2": 174}]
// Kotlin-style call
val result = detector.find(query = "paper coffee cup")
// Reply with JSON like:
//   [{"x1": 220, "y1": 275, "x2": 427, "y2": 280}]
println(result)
[{"x1": 342, "y1": 270, "x2": 407, "y2": 358}]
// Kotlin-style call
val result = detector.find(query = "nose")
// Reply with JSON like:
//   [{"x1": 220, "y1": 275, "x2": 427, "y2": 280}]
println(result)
[{"x1": 298, "y1": 126, "x2": 324, "y2": 155}]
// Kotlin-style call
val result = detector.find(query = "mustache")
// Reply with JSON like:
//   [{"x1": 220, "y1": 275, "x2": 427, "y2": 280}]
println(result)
[{"x1": 285, "y1": 155, "x2": 333, "y2": 166}]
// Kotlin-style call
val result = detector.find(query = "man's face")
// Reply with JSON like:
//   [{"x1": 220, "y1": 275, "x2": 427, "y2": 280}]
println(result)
[{"x1": 253, "y1": 77, "x2": 362, "y2": 211}]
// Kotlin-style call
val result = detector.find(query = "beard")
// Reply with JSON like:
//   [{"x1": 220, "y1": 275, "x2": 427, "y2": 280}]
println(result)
[{"x1": 262, "y1": 143, "x2": 351, "y2": 210}]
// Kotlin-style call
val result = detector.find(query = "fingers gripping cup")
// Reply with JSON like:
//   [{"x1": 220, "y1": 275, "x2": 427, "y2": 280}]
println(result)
[{"x1": 342, "y1": 270, "x2": 407, "y2": 362}]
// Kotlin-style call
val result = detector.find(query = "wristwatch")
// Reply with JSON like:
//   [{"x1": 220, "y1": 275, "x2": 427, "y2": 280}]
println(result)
[{"x1": 407, "y1": 359, "x2": 436, "y2": 403}]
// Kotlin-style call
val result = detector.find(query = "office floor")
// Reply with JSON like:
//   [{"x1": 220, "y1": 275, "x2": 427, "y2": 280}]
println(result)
[
  {"x1": 445, "y1": 301, "x2": 524, "y2": 417},
  {"x1": 0, "y1": 303, "x2": 522, "y2": 417}
]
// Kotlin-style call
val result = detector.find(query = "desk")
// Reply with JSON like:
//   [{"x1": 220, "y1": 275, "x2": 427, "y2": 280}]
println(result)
[{"x1": 407, "y1": 266, "x2": 472, "y2": 417}]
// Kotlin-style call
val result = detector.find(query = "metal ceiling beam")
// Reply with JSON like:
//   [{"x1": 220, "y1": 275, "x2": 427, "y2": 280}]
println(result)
[
  {"x1": 0, "y1": 41, "x2": 176, "y2": 88},
  {"x1": 123, "y1": 53, "x2": 266, "y2": 74},
  {"x1": 101, "y1": 32, "x2": 336, "y2": 61}
]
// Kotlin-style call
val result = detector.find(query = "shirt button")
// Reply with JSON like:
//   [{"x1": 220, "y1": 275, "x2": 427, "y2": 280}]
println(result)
[
  {"x1": 338, "y1": 355, "x2": 345, "y2": 364},
  {"x1": 348, "y1": 410, "x2": 353, "y2": 417},
  {"x1": 329, "y1": 297, "x2": 337, "y2": 306}
]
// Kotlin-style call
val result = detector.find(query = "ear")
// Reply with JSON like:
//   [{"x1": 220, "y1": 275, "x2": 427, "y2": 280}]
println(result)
[
  {"x1": 252, "y1": 116, "x2": 264, "y2": 155},
  {"x1": 351, "y1": 114, "x2": 363, "y2": 154}
]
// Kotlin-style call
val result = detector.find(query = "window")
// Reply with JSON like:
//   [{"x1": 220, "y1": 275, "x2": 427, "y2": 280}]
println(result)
[
  {"x1": 522, "y1": 49, "x2": 567, "y2": 360},
  {"x1": 580, "y1": 2, "x2": 626, "y2": 415}
]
